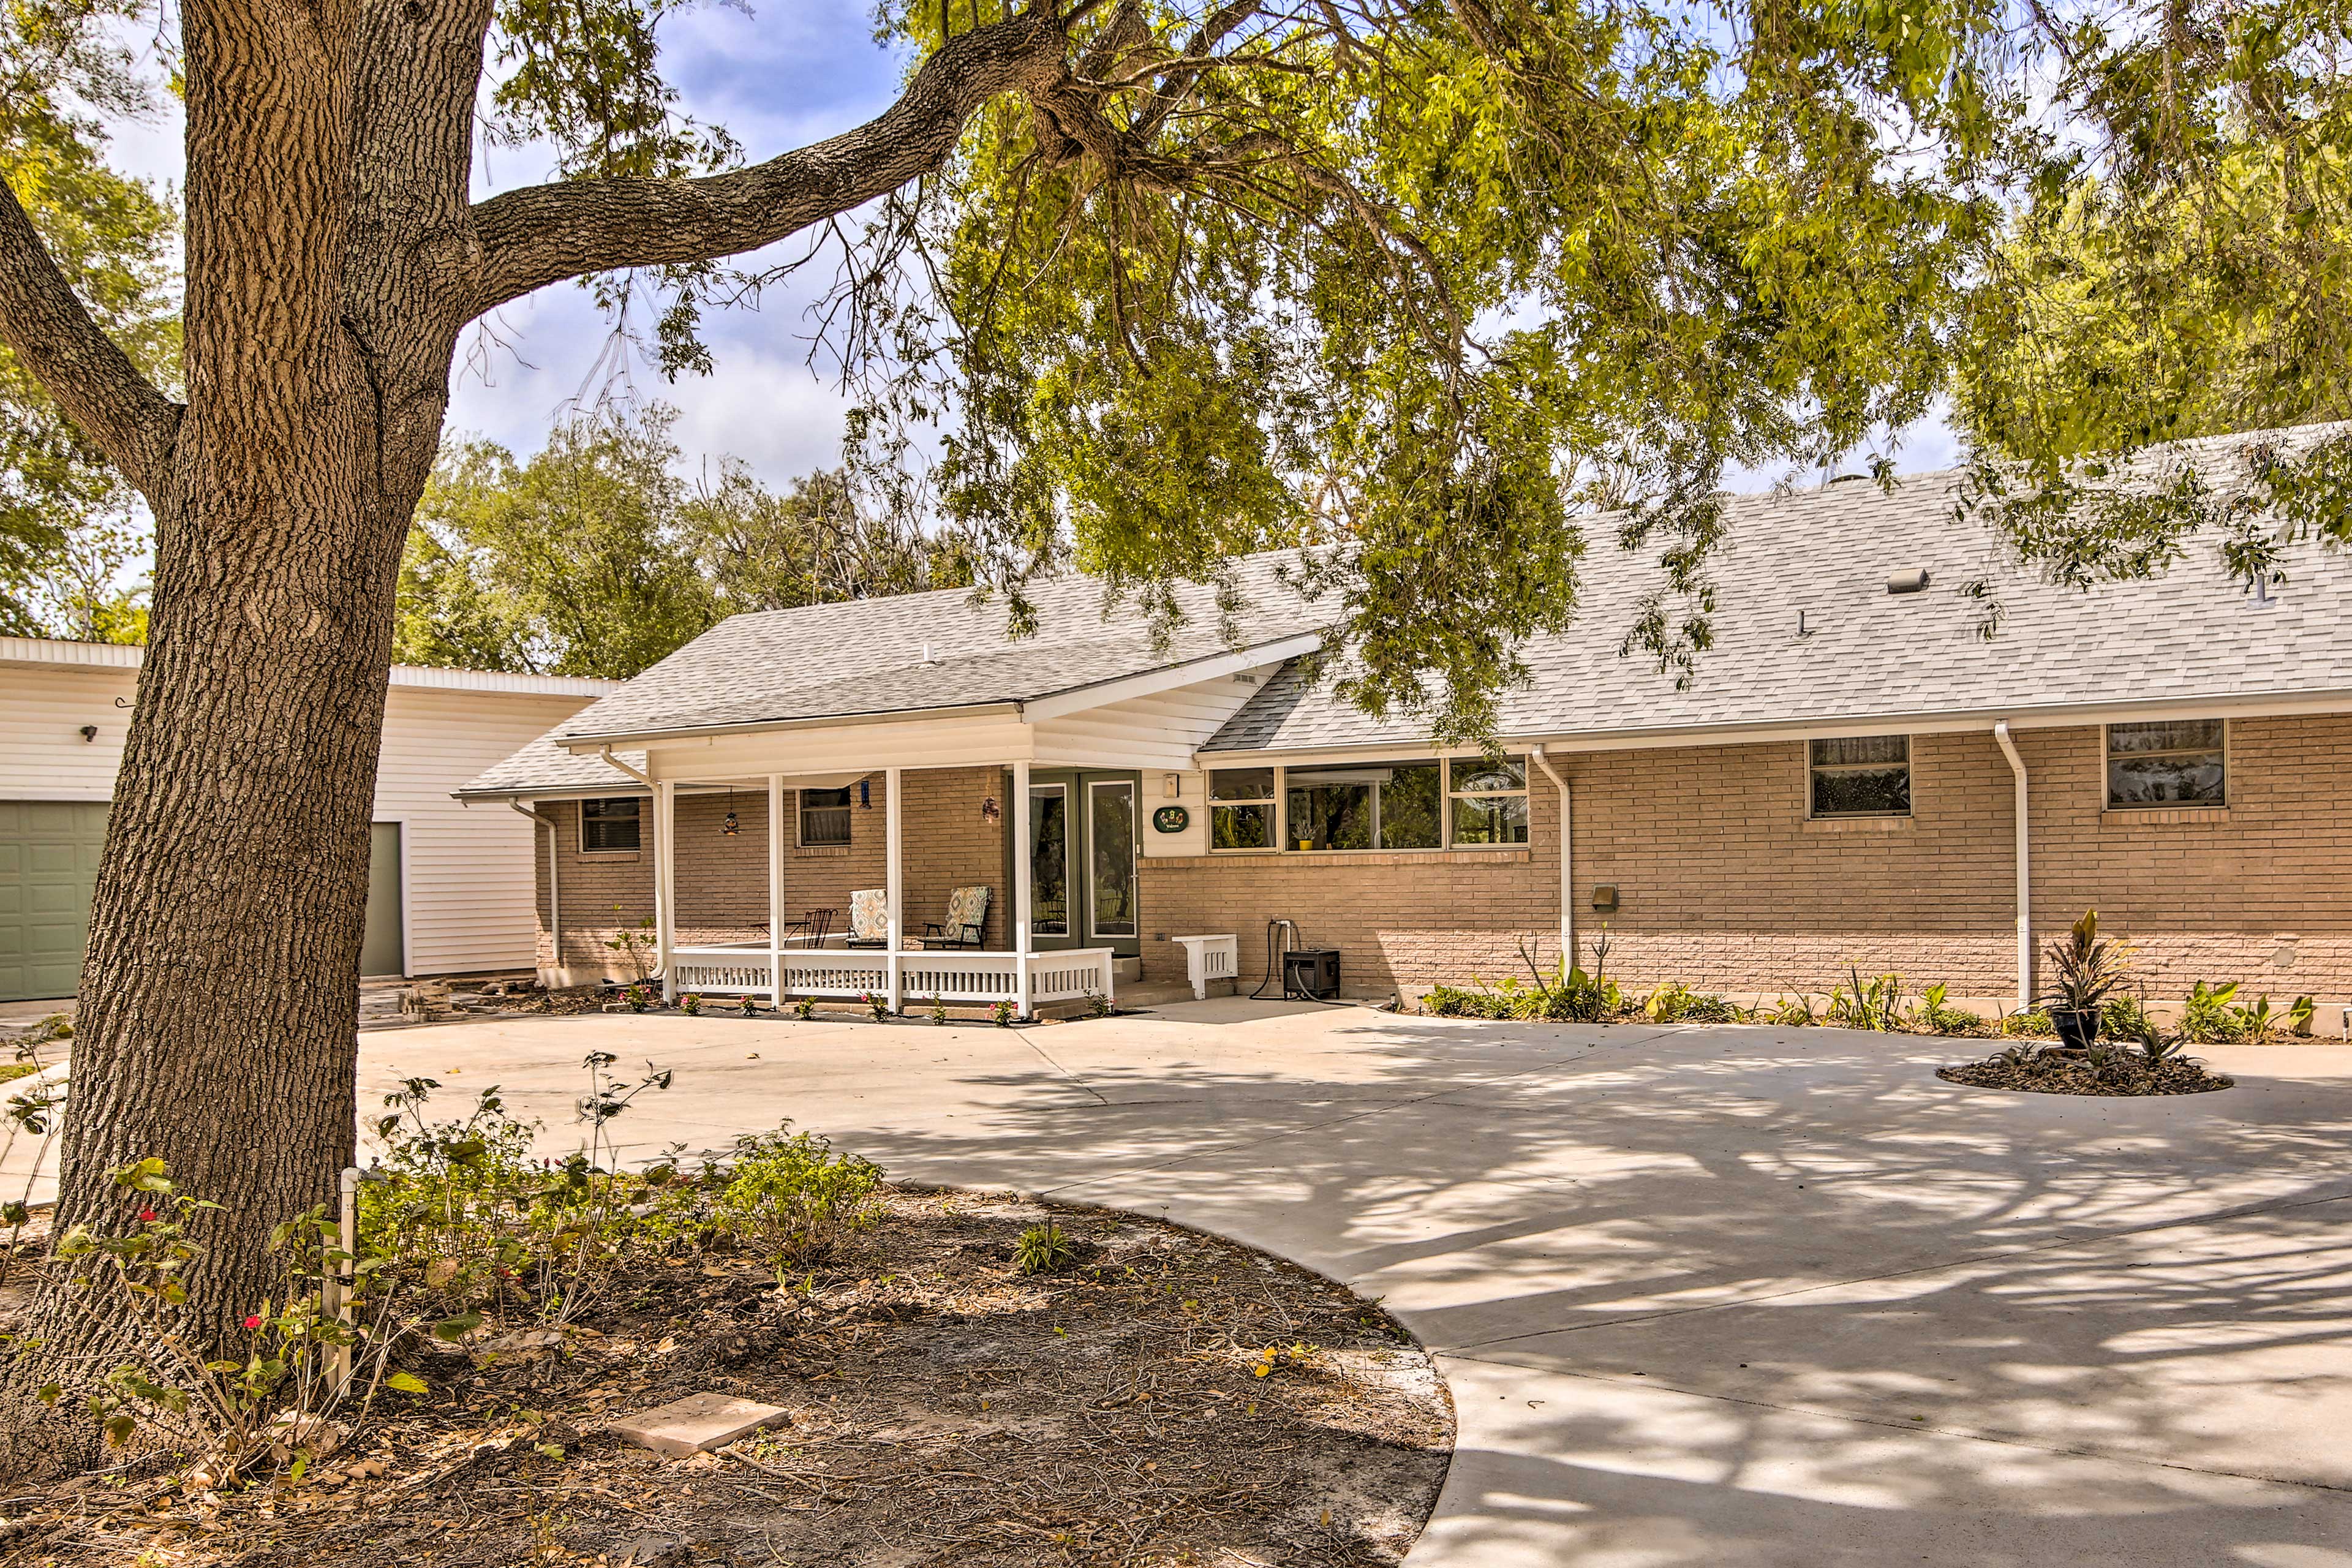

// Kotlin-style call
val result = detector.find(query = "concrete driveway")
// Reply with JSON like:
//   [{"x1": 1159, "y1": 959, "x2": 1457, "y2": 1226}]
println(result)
[{"x1": 360, "y1": 1001, "x2": 2352, "y2": 1566}]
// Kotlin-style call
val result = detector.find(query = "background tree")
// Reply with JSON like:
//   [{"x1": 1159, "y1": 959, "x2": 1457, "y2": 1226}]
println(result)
[
  {"x1": 0, "y1": 0, "x2": 176, "y2": 638},
  {"x1": 394, "y1": 407, "x2": 954, "y2": 677},
  {"x1": 0, "y1": 0, "x2": 2345, "y2": 1476}
]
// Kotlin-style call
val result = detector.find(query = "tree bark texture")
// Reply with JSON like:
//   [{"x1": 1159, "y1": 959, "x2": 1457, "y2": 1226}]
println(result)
[{"x1": 0, "y1": 0, "x2": 1074, "y2": 1477}]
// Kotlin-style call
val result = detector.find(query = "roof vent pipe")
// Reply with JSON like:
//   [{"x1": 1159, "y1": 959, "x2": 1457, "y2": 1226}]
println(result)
[{"x1": 1887, "y1": 568, "x2": 1931, "y2": 595}]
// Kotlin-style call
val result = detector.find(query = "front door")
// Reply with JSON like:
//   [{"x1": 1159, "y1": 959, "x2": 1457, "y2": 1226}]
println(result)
[{"x1": 1023, "y1": 771, "x2": 1140, "y2": 956}]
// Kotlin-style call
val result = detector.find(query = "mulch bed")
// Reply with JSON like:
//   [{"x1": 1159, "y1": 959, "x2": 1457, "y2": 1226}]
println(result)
[
  {"x1": 4, "y1": 1191, "x2": 1451, "y2": 1567},
  {"x1": 1937, "y1": 1048, "x2": 2236, "y2": 1096}
]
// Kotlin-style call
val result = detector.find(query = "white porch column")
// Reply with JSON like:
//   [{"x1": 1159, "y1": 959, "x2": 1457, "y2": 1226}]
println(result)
[
  {"x1": 884, "y1": 766, "x2": 903, "y2": 1012},
  {"x1": 1012, "y1": 758, "x2": 1033, "y2": 1017},
  {"x1": 767, "y1": 773, "x2": 785, "y2": 1002},
  {"x1": 654, "y1": 778, "x2": 677, "y2": 1001}
]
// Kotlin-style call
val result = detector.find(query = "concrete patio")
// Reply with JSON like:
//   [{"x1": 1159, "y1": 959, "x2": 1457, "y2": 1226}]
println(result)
[{"x1": 344, "y1": 1001, "x2": 2352, "y2": 1563}]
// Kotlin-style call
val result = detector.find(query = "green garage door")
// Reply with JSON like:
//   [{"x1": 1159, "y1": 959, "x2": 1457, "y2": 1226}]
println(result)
[
  {"x1": 0, "y1": 807, "x2": 406, "y2": 1000},
  {"x1": 0, "y1": 801, "x2": 110, "y2": 1003}
]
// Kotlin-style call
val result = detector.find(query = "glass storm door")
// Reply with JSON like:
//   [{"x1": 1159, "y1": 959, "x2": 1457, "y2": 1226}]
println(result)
[
  {"x1": 1028, "y1": 784, "x2": 1071, "y2": 946},
  {"x1": 1087, "y1": 780, "x2": 1138, "y2": 942}
]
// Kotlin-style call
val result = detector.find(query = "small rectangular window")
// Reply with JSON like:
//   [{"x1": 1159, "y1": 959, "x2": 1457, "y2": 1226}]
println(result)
[
  {"x1": 1208, "y1": 767, "x2": 1275, "y2": 851},
  {"x1": 579, "y1": 796, "x2": 642, "y2": 853},
  {"x1": 1808, "y1": 736, "x2": 1910, "y2": 818},
  {"x1": 1286, "y1": 761, "x2": 1441, "y2": 851},
  {"x1": 2107, "y1": 720, "x2": 2226, "y2": 807},
  {"x1": 1449, "y1": 754, "x2": 1530, "y2": 845},
  {"x1": 798, "y1": 785, "x2": 853, "y2": 846}
]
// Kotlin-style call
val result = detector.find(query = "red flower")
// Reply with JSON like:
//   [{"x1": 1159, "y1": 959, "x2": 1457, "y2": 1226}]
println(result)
[
  {"x1": 242, "y1": 1314, "x2": 263, "y2": 1330},
  {"x1": 138, "y1": 1207, "x2": 156, "y2": 1223}
]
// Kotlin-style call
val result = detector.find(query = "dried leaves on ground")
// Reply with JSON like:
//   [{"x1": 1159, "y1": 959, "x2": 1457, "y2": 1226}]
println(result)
[
  {"x1": 4, "y1": 1191, "x2": 1450, "y2": 1567},
  {"x1": 1938, "y1": 1048, "x2": 2235, "y2": 1096}
]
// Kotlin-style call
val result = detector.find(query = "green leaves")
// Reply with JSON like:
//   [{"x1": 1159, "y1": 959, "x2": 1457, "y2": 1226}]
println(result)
[
  {"x1": 383, "y1": 1371, "x2": 431, "y2": 1396},
  {"x1": 396, "y1": 409, "x2": 957, "y2": 679}
]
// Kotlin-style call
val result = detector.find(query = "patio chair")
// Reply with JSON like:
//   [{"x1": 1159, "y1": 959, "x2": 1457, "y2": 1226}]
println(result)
[
  {"x1": 921, "y1": 885, "x2": 992, "y2": 950},
  {"x1": 842, "y1": 889, "x2": 891, "y2": 949},
  {"x1": 778, "y1": 907, "x2": 836, "y2": 946}
]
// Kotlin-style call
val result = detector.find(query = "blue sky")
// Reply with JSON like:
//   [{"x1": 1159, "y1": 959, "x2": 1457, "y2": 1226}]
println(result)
[{"x1": 97, "y1": 1, "x2": 1960, "y2": 492}]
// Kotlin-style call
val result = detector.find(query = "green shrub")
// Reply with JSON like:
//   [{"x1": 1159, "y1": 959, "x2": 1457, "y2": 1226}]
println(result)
[
  {"x1": 713, "y1": 1126, "x2": 883, "y2": 1265},
  {"x1": 1999, "y1": 1008, "x2": 2055, "y2": 1037},
  {"x1": 1425, "y1": 983, "x2": 1510, "y2": 1019},
  {"x1": 2180, "y1": 980, "x2": 2244, "y2": 1043},
  {"x1": 1827, "y1": 970, "x2": 1904, "y2": 1031},
  {"x1": 1767, "y1": 993, "x2": 1822, "y2": 1027},
  {"x1": 1012, "y1": 1219, "x2": 1078, "y2": 1275},
  {"x1": 1643, "y1": 982, "x2": 1742, "y2": 1023},
  {"x1": 679, "y1": 992, "x2": 703, "y2": 1017},
  {"x1": 1910, "y1": 982, "x2": 1985, "y2": 1036}
]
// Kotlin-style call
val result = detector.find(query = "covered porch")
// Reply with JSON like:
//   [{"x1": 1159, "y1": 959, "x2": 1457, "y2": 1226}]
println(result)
[{"x1": 647, "y1": 756, "x2": 1138, "y2": 1018}]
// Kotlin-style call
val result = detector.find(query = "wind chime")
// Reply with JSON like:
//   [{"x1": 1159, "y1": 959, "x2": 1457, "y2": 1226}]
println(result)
[{"x1": 721, "y1": 785, "x2": 740, "y2": 836}]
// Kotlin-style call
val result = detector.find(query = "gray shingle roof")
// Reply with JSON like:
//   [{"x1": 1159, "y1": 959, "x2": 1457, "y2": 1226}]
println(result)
[
  {"x1": 458, "y1": 556, "x2": 1324, "y2": 796},
  {"x1": 1205, "y1": 428, "x2": 2352, "y2": 754},
  {"x1": 459, "y1": 737, "x2": 647, "y2": 799}
]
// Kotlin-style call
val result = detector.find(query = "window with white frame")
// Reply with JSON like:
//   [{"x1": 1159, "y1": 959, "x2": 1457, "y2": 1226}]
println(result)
[
  {"x1": 1285, "y1": 761, "x2": 1441, "y2": 851},
  {"x1": 798, "y1": 785, "x2": 853, "y2": 846},
  {"x1": 579, "y1": 796, "x2": 642, "y2": 853},
  {"x1": 2106, "y1": 719, "x2": 2226, "y2": 807},
  {"x1": 1208, "y1": 767, "x2": 1275, "y2": 850},
  {"x1": 1807, "y1": 736, "x2": 1911, "y2": 818},
  {"x1": 1448, "y1": 755, "x2": 1530, "y2": 845}
]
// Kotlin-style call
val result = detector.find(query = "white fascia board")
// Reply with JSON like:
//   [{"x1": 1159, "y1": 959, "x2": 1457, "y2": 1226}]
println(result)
[
  {"x1": 556, "y1": 698, "x2": 1022, "y2": 750},
  {"x1": 1194, "y1": 686, "x2": 2352, "y2": 767},
  {"x1": 1018, "y1": 633, "x2": 1325, "y2": 723}
]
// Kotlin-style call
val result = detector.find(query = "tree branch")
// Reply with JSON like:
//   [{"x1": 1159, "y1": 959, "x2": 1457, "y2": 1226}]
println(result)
[
  {"x1": 0, "y1": 177, "x2": 183, "y2": 500},
  {"x1": 466, "y1": 9, "x2": 1075, "y2": 318}
]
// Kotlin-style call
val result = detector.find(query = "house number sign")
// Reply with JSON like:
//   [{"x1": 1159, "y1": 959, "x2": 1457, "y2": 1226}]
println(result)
[{"x1": 1152, "y1": 805, "x2": 1190, "y2": 834}]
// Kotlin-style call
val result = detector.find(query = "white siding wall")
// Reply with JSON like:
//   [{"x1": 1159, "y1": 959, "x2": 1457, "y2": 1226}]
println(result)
[
  {"x1": 0, "y1": 657, "x2": 601, "y2": 976},
  {"x1": 377, "y1": 687, "x2": 601, "y2": 972},
  {"x1": 1031, "y1": 667, "x2": 1273, "y2": 772}
]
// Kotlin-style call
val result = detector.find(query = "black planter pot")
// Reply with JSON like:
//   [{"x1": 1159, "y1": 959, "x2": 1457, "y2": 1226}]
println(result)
[{"x1": 2052, "y1": 1008, "x2": 2101, "y2": 1050}]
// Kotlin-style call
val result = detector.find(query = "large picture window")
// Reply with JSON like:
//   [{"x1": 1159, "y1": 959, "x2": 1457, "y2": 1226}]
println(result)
[
  {"x1": 1286, "y1": 761, "x2": 1440, "y2": 851},
  {"x1": 797, "y1": 785, "x2": 853, "y2": 846},
  {"x1": 1448, "y1": 755, "x2": 1530, "y2": 845},
  {"x1": 579, "y1": 796, "x2": 642, "y2": 853},
  {"x1": 1208, "y1": 768, "x2": 1275, "y2": 850},
  {"x1": 2107, "y1": 720, "x2": 2226, "y2": 807},
  {"x1": 1808, "y1": 736, "x2": 1911, "y2": 818}
]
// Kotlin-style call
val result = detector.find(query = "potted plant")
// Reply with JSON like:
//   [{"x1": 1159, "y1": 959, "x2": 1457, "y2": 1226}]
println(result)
[{"x1": 2041, "y1": 910, "x2": 2130, "y2": 1050}]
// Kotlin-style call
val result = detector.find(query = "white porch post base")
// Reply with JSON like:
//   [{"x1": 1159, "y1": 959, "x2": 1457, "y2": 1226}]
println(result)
[
  {"x1": 1012, "y1": 758, "x2": 1033, "y2": 1019},
  {"x1": 767, "y1": 772, "x2": 785, "y2": 1005},
  {"x1": 884, "y1": 765, "x2": 903, "y2": 1013},
  {"x1": 655, "y1": 778, "x2": 677, "y2": 1002}
]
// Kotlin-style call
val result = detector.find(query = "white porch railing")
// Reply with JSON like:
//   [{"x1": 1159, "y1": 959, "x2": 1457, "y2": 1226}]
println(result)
[{"x1": 668, "y1": 944, "x2": 1116, "y2": 1013}]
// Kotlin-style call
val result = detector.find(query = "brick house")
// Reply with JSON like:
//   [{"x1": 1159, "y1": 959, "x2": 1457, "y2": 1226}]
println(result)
[{"x1": 459, "y1": 437, "x2": 2352, "y2": 1017}]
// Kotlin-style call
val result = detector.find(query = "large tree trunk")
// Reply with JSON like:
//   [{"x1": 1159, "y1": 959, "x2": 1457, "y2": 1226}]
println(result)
[
  {"x1": 0, "y1": 0, "x2": 1065, "y2": 1478},
  {"x1": 0, "y1": 0, "x2": 461, "y2": 1477}
]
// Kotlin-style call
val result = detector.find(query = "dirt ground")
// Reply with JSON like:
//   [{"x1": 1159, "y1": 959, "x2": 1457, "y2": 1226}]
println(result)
[{"x1": 3, "y1": 1191, "x2": 1452, "y2": 1567}]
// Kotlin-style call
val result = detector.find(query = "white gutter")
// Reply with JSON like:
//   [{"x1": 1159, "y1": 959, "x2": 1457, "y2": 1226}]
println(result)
[
  {"x1": 1529, "y1": 745, "x2": 1574, "y2": 969},
  {"x1": 1197, "y1": 686, "x2": 2352, "y2": 767},
  {"x1": 1992, "y1": 721, "x2": 2031, "y2": 1011},
  {"x1": 509, "y1": 801, "x2": 560, "y2": 981},
  {"x1": 560, "y1": 700, "x2": 1023, "y2": 752}
]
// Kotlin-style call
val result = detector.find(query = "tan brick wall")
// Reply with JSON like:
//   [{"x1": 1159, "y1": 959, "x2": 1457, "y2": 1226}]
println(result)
[
  {"x1": 1137, "y1": 786, "x2": 1565, "y2": 997},
  {"x1": 537, "y1": 720, "x2": 2352, "y2": 1005},
  {"x1": 1140, "y1": 718, "x2": 2352, "y2": 1006},
  {"x1": 535, "y1": 768, "x2": 1009, "y2": 981}
]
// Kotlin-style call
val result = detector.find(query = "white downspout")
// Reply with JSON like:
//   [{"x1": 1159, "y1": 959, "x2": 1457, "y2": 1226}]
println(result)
[
  {"x1": 508, "y1": 801, "x2": 560, "y2": 985},
  {"x1": 1529, "y1": 745, "x2": 1573, "y2": 971},
  {"x1": 1992, "y1": 722, "x2": 2032, "y2": 1011}
]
